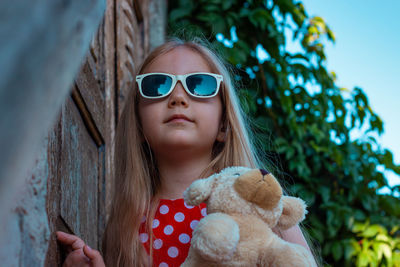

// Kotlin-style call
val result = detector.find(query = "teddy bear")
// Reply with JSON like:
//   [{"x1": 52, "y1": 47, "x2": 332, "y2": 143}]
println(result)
[{"x1": 181, "y1": 166, "x2": 317, "y2": 267}]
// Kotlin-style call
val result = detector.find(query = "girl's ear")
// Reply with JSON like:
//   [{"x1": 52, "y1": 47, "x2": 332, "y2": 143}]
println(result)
[
  {"x1": 216, "y1": 130, "x2": 225, "y2": 142},
  {"x1": 216, "y1": 121, "x2": 227, "y2": 142}
]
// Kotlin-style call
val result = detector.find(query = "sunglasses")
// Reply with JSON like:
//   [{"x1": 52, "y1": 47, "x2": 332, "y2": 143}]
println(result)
[{"x1": 136, "y1": 72, "x2": 223, "y2": 99}]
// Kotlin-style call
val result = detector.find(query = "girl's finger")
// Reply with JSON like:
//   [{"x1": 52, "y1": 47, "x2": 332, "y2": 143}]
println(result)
[
  {"x1": 62, "y1": 249, "x2": 91, "y2": 267},
  {"x1": 83, "y1": 245, "x2": 105, "y2": 267},
  {"x1": 56, "y1": 231, "x2": 86, "y2": 250}
]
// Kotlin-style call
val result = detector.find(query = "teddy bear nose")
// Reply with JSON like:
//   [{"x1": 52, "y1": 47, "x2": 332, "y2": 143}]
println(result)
[{"x1": 260, "y1": 169, "x2": 270, "y2": 176}]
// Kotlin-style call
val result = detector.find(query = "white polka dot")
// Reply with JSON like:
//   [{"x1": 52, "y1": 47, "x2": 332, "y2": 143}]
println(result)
[
  {"x1": 153, "y1": 238, "x2": 163, "y2": 249},
  {"x1": 159, "y1": 205, "x2": 169, "y2": 214},
  {"x1": 174, "y1": 212, "x2": 185, "y2": 222},
  {"x1": 179, "y1": 233, "x2": 190, "y2": 244},
  {"x1": 141, "y1": 216, "x2": 146, "y2": 223},
  {"x1": 184, "y1": 201, "x2": 194, "y2": 209},
  {"x1": 152, "y1": 219, "x2": 160, "y2": 228},
  {"x1": 201, "y1": 208, "x2": 207, "y2": 217},
  {"x1": 159, "y1": 263, "x2": 168, "y2": 267},
  {"x1": 190, "y1": 220, "x2": 199, "y2": 230},
  {"x1": 139, "y1": 233, "x2": 148, "y2": 243},
  {"x1": 168, "y1": 246, "x2": 179, "y2": 258},
  {"x1": 164, "y1": 225, "x2": 174, "y2": 235}
]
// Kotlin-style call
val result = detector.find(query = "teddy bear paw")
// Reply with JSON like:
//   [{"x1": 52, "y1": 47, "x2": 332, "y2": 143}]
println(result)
[{"x1": 191, "y1": 213, "x2": 240, "y2": 262}]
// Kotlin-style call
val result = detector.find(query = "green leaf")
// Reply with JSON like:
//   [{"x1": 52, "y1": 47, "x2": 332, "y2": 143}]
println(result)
[
  {"x1": 353, "y1": 221, "x2": 368, "y2": 233},
  {"x1": 196, "y1": 12, "x2": 219, "y2": 22},
  {"x1": 381, "y1": 243, "x2": 392, "y2": 260},
  {"x1": 169, "y1": 8, "x2": 190, "y2": 22},
  {"x1": 249, "y1": 8, "x2": 273, "y2": 30},
  {"x1": 212, "y1": 17, "x2": 227, "y2": 34},
  {"x1": 202, "y1": 4, "x2": 220, "y2": 12},
  {"x1": 376, "y1": 234, "x2": 389, "y2": 242},
  {"x1": 322, "y1": 241, "x2": 332, "y2": 256},
  {"x1": 332, "y1": 241, "x2": 343, "y2": 261},
  {"x1": 222, "y1": 0, "x2": 234, "y2": 10},
  {"x1": 298, "y1": 187, "x2": 315, "y2": 205},
  {"x1": 344, "y1": 239, "x2": 360, "y2": 260},
  {"x1": 354, "y1": 210, "x2": 366, "y2": 221},
  {"x1": 362, "y1": 225, "x2": 382, "y2": 238},
  {"x1": 357, "y1": 251, "x2": 371, "y2": 267},
  {"x1": 372, "y1": 242, "x2": 384, "y2": 261},
  {"x1": 392, "y1": 252, "x2": 400, "y2": 266}
]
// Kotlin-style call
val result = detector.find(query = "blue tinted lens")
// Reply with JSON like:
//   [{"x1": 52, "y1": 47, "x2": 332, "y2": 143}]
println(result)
[
  {"x1": 186, "y1": 74, "x2": 217, "y2": 96},
  {"x1": 142, "y1": 75, "x2": 172, "y2": 97}
]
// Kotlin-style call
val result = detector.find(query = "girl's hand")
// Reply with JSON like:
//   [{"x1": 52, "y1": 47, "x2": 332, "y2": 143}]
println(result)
[{"x1": 56, "y1": 231, "x2": 105, "y2": 267}]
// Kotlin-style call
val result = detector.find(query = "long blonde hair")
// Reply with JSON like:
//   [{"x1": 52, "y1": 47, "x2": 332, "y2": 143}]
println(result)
[{"x1": 103, "y1": 37, "x2": 261, "y2": 266}]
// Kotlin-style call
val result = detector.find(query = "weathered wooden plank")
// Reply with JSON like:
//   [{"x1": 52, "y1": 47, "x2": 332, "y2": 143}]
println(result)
[
  {"x1": 88, "y1": 17, "x2": 106, "y2": 98},
  {"x1": 74, "y1": 61, "x2": 106, "y2": 144},
  {"x1": 97, "y1": 145, "x2": 106, "y2": 251},
  {"x1": 60, "y1": 97, "x2": 99, "y2": 249},
  {"x1": 45, "y1": 112, "x2": 63, "y2": 266},
  {"x1": 148, "y1": 0, "x2": 167, "y2": 50},
  {"x1": 104, "y1": 0, "x2": 116, "y2": 223},
  {"x1": 116, "y1": 0, "x2": 148, "y2": 118}
]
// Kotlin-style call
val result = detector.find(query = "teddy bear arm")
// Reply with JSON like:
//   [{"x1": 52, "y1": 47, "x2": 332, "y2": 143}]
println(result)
[
  {"x1": 277, "y1": 196, "x2": 307, "y2": 230},
  {"x1": 183, "y1": 176, "x2": 215, "y2": 206}
]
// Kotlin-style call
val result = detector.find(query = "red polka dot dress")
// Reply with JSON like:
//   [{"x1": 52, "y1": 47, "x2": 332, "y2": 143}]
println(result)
[{"x1": 139, "y1": 198, "x2": 207, "y2": 267}]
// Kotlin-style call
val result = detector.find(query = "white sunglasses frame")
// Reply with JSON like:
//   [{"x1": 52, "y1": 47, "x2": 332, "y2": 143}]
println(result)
[{"x1": 135, "y1": 72, "x2": 223, "y2": 99}]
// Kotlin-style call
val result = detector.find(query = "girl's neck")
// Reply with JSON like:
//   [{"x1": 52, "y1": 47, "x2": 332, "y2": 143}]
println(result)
[{"x1": 156, "y1": 151, "x2": 213, "y2": 200}]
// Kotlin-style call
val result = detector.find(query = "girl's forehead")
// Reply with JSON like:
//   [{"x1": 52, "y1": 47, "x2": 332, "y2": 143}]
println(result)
[{"x1": 143, "y1": 46, "x2": 213, "y2": 74}]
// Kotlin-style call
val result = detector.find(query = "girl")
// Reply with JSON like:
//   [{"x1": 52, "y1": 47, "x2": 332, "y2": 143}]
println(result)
[{"x1": 57, "y1": 37, "x2": 313, "y2": 267}]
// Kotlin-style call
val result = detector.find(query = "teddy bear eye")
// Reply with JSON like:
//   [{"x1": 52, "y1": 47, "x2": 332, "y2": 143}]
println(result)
[{"x1": 233, "y1": 173, "x2": 241, "y2": 177}]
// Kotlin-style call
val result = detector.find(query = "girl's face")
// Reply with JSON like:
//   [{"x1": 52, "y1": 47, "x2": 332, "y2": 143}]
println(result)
[{"x1": 138, "y1": 47, "x2": 224, "y2": 158}]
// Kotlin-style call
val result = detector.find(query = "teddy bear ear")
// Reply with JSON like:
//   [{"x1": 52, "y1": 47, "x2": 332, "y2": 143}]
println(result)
[
  {"x1": 183, "y1": 175, "x2": 216, "y2": 206},
  {"x1": 234, "y1": 169, "x2": 282, "y2": 210},
  {"x1": 277, "y1": 196, "x2": 307, "y2": 230}
]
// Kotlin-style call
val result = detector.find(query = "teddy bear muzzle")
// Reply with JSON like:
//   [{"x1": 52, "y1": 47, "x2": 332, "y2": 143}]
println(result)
[{"x1": 233, "y1": 169, "x2": 283, "y2": 210}]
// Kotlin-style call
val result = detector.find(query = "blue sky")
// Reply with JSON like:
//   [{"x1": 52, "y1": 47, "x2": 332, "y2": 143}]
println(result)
[{"x1": 300, "y1": 0, "x2": 400, "y2": 191}]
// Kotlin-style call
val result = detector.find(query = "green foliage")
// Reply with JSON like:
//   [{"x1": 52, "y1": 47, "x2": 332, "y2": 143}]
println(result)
[
  {"x1": 348, "y1": 222, "x2": 400, "y2": 266},
  {"x1": 167, "y1": 0, "x2": 400, "y2": 266}
]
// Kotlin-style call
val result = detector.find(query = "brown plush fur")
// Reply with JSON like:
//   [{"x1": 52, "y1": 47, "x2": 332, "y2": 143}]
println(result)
[
  {"x1": 181, "y1": 166, "x2": 316, "y2": 267},
  {"x1": 234, "y1": 169, "x2": 282, "y2": 210}
]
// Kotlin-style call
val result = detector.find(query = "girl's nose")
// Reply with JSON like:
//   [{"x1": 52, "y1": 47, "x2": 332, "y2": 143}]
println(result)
[{"x1": 168, "y1": 81, "x2": 189, "y2": 108}]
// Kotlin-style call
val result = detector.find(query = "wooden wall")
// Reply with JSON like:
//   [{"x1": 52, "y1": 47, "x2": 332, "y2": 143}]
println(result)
[{"x1": 0, "y1": 0, "x2": 166, "y2": 266}]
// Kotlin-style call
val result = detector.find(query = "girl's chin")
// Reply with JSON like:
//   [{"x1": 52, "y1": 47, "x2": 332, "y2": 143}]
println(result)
[
  {"x1": 162, "y1": 140, "x2": 197, "y2": 149},
  {"x1": 157, "y1": 139, "x2": 210, "y2": 151},
  {"x1": 160, "y1": 133, "x2": 196, "y2": 144}
]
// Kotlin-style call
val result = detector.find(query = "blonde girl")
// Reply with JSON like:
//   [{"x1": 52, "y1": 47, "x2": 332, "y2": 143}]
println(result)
[{"x1": 57, "y1": 37, "x2": 312, "y2": 267}]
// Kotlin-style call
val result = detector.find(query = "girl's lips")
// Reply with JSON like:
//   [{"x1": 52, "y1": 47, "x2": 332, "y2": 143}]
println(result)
[{"x1": 165, "y1": 114, "x2": 193, "y2": 123}]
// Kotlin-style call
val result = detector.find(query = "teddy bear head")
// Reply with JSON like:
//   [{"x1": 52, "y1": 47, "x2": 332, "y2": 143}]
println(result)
[{"x1": 183, "y1": 166, "x2": 307, "y2": 230}]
